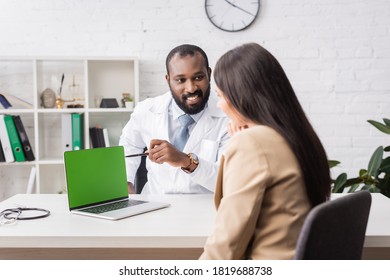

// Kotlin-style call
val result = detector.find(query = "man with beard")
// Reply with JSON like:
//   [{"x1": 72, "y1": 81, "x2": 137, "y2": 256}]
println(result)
[{"x1": 119, "y1": 44, "x2": 229, "y2": 194}]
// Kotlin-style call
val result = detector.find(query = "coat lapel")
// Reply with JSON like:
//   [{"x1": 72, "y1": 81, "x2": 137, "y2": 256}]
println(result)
[
  {"x1": 184, "y1": 112, "x2": 214, "y2": 152},
  {"x1": 149, "y1": 92, "x2": 171, "y2": 141},
  {"x1": 184, "y1": 93, "x2": 225, "y2": 152}
]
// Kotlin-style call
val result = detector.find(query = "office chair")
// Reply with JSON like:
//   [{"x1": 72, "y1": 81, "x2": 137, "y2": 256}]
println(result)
[
  {"x1": 134, "y1": 148, "x2": 148, "y2": 194},
  {"x1": 294, "y1": 190, "x2": 371, "y2": 260}
]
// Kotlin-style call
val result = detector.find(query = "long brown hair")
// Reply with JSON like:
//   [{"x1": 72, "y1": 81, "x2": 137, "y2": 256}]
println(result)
[{"x1": 214, "y1": 43, "x2": 330, "y2": 207}]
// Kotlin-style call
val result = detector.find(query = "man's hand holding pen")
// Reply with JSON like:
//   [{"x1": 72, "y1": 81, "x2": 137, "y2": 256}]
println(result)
[
  {"x1": 125, "y1": 139, "x2": 195, "y2": 174},
  {"x1": 147, "y1": 139, "x2": 190, "y2": 168}
]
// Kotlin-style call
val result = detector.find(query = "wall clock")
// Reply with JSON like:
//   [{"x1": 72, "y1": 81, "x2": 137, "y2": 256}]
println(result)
[{"x1": 205, "y1": 0, "x2": 260, "y2": 32}]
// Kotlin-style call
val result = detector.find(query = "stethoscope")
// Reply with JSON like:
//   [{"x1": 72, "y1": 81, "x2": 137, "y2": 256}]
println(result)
[{"x1": 0, "y1": 207, "x2": 50, "y2": 225}]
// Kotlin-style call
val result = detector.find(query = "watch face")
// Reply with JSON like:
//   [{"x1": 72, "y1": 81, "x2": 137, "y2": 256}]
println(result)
[
  {"x1": 190, "y1": 153, "x2": 199, "y2": 164},
  {"x1": 205, "y1": 0, "x2": 260, "y2": 32}
]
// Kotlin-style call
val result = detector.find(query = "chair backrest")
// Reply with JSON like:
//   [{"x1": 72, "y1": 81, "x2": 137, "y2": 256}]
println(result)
[
  {"x1": 294, "y1": 190, "x2": 372, "y2": 260},
  {"x1": 134, "y1": 147, "x2": 148, "y2": 194}
]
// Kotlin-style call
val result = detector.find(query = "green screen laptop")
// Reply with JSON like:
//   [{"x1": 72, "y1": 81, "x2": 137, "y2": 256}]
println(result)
[{"x1": 64, "y1": 146, "x2": 169, "y2": 220}]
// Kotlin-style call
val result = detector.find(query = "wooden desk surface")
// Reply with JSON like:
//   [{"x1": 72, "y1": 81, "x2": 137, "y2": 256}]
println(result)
[{"x1": 1, "y1": 193, "x2": 390, "y2": 259}]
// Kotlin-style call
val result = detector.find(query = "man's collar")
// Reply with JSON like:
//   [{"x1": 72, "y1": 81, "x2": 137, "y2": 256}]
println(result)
[{"x1": 171, "y1": 99, "x2": 205, "y2": 123}]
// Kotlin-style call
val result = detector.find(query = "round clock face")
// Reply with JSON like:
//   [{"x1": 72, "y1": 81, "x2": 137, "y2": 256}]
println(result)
[{"x1": 205, "y1": 0, "x2": 260, "y2": 32}]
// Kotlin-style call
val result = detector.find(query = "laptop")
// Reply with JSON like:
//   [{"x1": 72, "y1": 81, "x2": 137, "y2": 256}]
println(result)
[{"x1": 64, "y1": 146, "x2": 170, "y2": 220}]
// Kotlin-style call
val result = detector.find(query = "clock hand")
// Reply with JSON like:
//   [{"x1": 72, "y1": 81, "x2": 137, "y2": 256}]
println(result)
[{"x1": 224, "y1": 0, "x2": 256, "y2": 17}]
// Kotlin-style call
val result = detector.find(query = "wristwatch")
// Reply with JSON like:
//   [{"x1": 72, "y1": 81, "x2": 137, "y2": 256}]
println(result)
[{"x1": 181, "y1": 153, "x2": 199, "y2": 173}]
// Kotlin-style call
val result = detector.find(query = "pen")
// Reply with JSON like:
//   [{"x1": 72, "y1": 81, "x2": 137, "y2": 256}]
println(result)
[
  {"x1": 59, "y1": 73, "x2": 65, "y2": 96},
  {"x1": 125, "y1": 152, "x2": 149, "y2": 158}
]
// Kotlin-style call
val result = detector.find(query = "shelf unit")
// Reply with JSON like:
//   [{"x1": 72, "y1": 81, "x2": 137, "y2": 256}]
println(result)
[{"x1": 0, "y1": 57, "x2": 139, "y2": 200}]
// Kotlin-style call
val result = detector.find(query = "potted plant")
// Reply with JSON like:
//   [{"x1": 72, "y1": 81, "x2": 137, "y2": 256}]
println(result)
[
  {"x1": 331, "y1": 118, "x2": 390, "y2": 198},
  {"x1": 121, "y1": 93, "x2": 134, "y2": 109}
]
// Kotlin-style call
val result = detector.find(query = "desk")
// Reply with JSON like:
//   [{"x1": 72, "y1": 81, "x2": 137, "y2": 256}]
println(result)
[
  {"x1": 0, "y1": 194, "x2": 214, "y2": 260},
  {"x1": 1, "y1": 193, "x2": 390, "y2": 260}
]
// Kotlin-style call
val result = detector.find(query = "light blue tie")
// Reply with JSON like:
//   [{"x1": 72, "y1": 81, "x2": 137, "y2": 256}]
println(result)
[{"x1": 173, "y1": 114, "x2": 194, "y2": 151}]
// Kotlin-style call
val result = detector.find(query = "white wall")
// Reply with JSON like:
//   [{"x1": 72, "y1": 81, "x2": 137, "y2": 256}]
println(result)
[{"x1": 0, "y1": 0, "x2": 389, "y2": 178}]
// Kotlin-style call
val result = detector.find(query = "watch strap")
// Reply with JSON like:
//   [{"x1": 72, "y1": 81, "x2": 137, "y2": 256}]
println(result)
[{"x1": 181, "y1": 153, "x2": 199, "y2": 173}]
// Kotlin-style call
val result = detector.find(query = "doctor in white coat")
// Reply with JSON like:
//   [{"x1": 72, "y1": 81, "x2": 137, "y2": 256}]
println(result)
[{"x1": 119, "y1": 44, "x2": 229, "y2": 194}]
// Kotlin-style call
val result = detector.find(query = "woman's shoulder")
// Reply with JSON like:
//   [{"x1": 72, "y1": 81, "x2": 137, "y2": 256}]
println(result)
[
  {"x1": 228, "y1": 125, "x2": 294, "y2": 163},
  {"x1": 231, "y1": 125, "x2": 285, "y2": 147}
]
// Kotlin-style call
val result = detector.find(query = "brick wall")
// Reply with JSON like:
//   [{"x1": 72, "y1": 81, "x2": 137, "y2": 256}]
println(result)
[{"x1": 0, "y1": 0, "x2": 389, "y2": 177}]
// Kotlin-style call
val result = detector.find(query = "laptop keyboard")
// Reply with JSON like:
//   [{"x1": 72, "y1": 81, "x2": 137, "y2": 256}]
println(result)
[{"x1": 80, "y1": 199, "x2": 146, "y2": 214}]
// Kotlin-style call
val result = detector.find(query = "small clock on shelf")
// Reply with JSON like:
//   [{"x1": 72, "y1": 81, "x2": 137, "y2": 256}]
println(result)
[{"x1": 205, "y1": 0, "x2": 260, "y2": 32}]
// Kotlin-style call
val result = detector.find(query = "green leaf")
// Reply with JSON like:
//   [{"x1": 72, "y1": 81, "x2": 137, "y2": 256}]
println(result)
[
  {"x1": 368, "y1": 120, "x2": 390, "y2": 134},
  {"x1": 380, "y1": 165, "x2": 390, "y2": 174},
  {"x1": 380, "y1": 157, "x2": 390, "y2": 173},
  {"x1": 383, "y1": 118, "x2": 390, "y2": 126},
  {"x1": 348, "y1": 184, "x2": 361, "y2": 193},
  {"x1": 368, "y1": 186, "x2": 381, "y2": 193},
  {"x1": 333, "y1": 173, "x2": 347, "y2": 193},
  {"x1": 328, "y1": 160, "x2": 340, "y2": 168},
  {"x1": 377, "y1": 177, "x2": 390, "y2": 191},
  {"x1": 367, "y1": 146, "x2": 384, "y2": 177},
  {"x1": 359, "y1": 169, "x2": 368, "y2": 177},
  {"x1": 345, "y1": 177, "x2": 364, "y2": 187}
]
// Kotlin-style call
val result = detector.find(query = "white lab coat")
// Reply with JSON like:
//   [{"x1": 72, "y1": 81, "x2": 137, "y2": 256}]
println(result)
[{"x1": 119, "y1": 91, "x2": 229, "y2": 194}]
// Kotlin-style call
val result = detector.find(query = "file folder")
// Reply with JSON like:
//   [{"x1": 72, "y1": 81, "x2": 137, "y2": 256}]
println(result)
[
  {"x1": 103, "y1": 128, "x2": 110, "y2": 147},
  {"x1": 26, "y1": 166, "x2": 37, "y2": 194},
  {"x1": 0, "y1": 114, "x2": 15, "y2": 162},
  {"x1": 12, "y1": 115, "x2": 35, "y2": 161},
  {"x1": 61, "y1": 114, "x2": 73, "y2": 153},
  {"x1": 0, "y1": 139, "x2": 5, "y2": 162},
  {"x1": 3, "y1": 115, "x2": 25, "y2": 162},
  {"x1": 71, "y1": 113, "x2": 84, "y2": 150},
  {"x1": 89, "y1": 127, "x2": 100, "y2": 148},
  {"x1": 89, "y1": 127, "x2": 103, "y2": 148},
  {"x1": 0, "y1": 93, "x2": 12, "y2": 109}
]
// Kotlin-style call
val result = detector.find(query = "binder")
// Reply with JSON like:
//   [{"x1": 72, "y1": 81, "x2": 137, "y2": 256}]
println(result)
[
  {"x1": 0, "y1": 139, "x2": 5, "y2": 162},
  {"x1": 61, "y1": 114, "x2": 73, "y2": 153},
  {"x1": 103, "y1": 128, "x2": 110, "y2": 147},
  {"x1": 26, "y1": 166, "x2": 37, "y2": 194},
  {"x1": 0, "y1": 93, "x2": 12, "y2": 109},
  {"x1": 89, "y1": 126, "x2": 105, "y2": 148},
  {"x1": 89, "y1": 127, "x2": 100, "y2": 148},
  {"x1": 97, "y1": 127, "x2": 105, "y2": 147},
  {"x1": 0, "y1": 114, "x2": 15, "y2": 162},
  {"x1": 71, "y1": 113, "x2": 84, "y2": 150},
  {"x1": 3, "y1": 115, "x2": 25, "y2": 162},
  {"x1": 12, "y1": 115, "x2": 35, "y2": 161}
]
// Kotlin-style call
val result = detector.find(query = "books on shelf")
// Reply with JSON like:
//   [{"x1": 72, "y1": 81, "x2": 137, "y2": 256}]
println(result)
[
  {"x1": 89, "y1": 126, "x2": 110, "y2": 148},
  {"x1": 61, "y1": 113, "x2": 85, "y2": 153},
  {"x1": 0, "y1": 114, "x2": 35, "y2": 162}
]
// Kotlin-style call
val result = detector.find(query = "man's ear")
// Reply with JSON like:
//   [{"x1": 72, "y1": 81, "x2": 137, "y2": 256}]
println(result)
[
  {"x1": 207, "y1": 67, "x2": 212, "y2": 80},
  {"x1": 165, "y1": 74, "x2": 170, "y2": 83}
]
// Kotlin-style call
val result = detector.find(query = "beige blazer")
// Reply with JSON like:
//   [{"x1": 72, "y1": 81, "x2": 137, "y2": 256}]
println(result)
[{"x1": 200, "y1": 125, "x2": 311, "y2": 260}]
